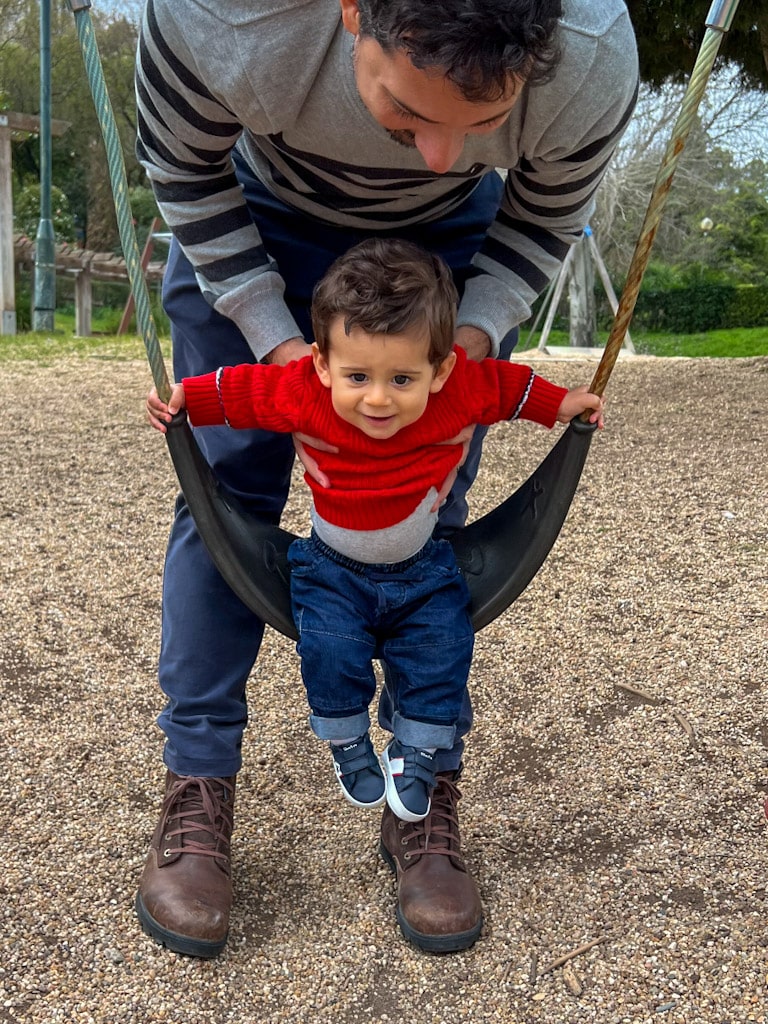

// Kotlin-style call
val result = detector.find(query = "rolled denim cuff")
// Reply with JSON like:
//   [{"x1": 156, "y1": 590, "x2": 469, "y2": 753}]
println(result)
[
  {"x1": 393, "y1": 712, "x2": 456, "y2": 751},
  {"x1": 309, "y1": 711, "x2": 371, "y2": 742}
]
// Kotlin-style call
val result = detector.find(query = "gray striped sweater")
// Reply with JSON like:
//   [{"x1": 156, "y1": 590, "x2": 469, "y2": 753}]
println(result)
[{"x1": 136, "y1": 0, "x2": 638, "y2": 360}]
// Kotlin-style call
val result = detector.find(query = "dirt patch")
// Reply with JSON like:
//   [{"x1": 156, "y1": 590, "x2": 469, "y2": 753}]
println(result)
[{"x1": 0, "y1": 352, "x2": 766, "y2": 1023}]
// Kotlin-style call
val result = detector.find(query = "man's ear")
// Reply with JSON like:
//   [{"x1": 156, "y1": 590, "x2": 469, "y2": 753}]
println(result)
[
  {"x1": 312, "y1": 343, "x2": 332, "y2": 388},
  {"x1": 429, "y1": 350, "x2": 457, "y2": 393},
  {"x1": 339, "y1": 0, "x2": 361, "y2": 35}
]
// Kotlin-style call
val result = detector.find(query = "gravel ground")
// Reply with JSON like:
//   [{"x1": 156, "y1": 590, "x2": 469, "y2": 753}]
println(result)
[{"x1": 0, "y1": 350, "x2": 766, "y2": 1024}]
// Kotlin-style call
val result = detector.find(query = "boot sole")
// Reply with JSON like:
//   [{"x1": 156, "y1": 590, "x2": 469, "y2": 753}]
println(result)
[
  {"x1": 135, "y1": 892, "x2": 228, "y2": 959},
  {"x1": 378, "y1": 842, "x2": 483, "y2": 953}
]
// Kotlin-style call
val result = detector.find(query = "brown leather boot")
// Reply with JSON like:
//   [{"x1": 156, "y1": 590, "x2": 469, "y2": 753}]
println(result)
[
  {"x1": 135, "y1": 771, "x2": 235, "y2": 958},
  {"x1": 379, "y1": 770, "x2": 482, "y2": 952}
]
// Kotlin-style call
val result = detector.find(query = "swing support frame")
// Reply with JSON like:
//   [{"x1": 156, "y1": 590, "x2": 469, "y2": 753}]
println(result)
[{"x1": 69, "y1": 0, "x2": 741, "y2": 640}]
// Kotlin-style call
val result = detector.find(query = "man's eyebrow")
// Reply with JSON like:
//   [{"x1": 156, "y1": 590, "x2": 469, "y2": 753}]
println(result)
[{"x1": 386, "y1": 90, "x2": 514, "y2": 127}]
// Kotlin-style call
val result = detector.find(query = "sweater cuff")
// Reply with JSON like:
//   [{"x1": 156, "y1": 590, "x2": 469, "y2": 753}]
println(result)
[
  {"x1": 213, "y1": 270, "x2": 304, "y2": 361},
  {"x1": 517, "y1": 374, "x2": 568, "y2": 428},
  {"x1": 182, "y1": 371, "x2": 226, "y2": 426},
  {"x1": 457, "y1": 273, "x2": 530, "y2": 358}
]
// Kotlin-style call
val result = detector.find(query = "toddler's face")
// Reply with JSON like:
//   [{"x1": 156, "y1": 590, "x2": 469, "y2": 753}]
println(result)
[{"x1": 312, "y1": 319, "x2": 455, "y2": 440}]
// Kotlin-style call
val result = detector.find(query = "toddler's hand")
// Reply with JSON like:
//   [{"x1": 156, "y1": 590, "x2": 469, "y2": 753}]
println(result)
[
  {"x1": 556, "y1": 385, "x2": 605, "y2": 428},
  {"x1": 146, "y1": 383, "x2": 186, "y2": 434}
]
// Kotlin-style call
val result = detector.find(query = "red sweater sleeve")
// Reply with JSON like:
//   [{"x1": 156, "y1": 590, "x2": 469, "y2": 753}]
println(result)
[
  {"x1": 450, "y1": 348, "x2": 568, "y2": 429},
  {"x1": 182, "y1": 358, "x2": 315, "y2": 432}
]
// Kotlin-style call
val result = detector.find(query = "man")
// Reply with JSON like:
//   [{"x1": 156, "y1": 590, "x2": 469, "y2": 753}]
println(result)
[{"x1": 134, "y1": 0, "x2": 638, "y2": 958}]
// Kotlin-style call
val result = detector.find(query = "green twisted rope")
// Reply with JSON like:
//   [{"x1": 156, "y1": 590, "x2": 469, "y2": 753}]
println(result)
[{"x1": 69, "y1": 0, "x2": 171, "y2": 402}]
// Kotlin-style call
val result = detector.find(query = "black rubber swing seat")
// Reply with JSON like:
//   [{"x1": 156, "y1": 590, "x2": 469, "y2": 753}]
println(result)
[{"x1": 164, "y1": 411, "x2": 597, "y2": 641}]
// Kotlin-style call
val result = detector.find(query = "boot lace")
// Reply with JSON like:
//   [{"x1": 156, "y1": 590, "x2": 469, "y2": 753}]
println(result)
[
  {"x1": 400, "y1": 776, "x2": 465, "y2": 863},
  {"x1": 161, "y1": 776, "x2": 234, "y2": 869}
]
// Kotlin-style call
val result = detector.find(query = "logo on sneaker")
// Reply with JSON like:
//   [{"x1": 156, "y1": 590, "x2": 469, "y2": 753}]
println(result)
[
  {"x1": 419, "y1": 750, "x2": 434, "y2": 762},
  {"x1": 341, "y1": 743, "x2": 359, "y2": 752}
]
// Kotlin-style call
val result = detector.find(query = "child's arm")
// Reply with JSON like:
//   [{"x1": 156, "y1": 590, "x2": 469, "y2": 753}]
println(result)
[
  {"x1": 147, "y1": 383, "x2": 186, "y2": 434},
  {"x1": 556, "y1": 385, "x2": 605, "y2": 428}
]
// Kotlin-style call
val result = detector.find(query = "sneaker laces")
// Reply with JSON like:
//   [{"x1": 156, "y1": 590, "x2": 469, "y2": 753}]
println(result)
[
  {"x1": 160, "y1": 776, "x2": 234, "y2": 869},
  {"x1": 400, "y1": 776, "x2": 465, "y2": 864}
]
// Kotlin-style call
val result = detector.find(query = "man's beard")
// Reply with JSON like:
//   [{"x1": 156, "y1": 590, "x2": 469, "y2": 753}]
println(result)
[{"x1": 386, "y1": 128, "x2": 416, "y2": 148}]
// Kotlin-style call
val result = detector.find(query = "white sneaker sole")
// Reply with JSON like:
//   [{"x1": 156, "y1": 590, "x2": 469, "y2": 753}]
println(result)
[
  {"x1": 381, "y1": 744, "x2": 431, "y2": 822},
  {"x1": 333, "y1": 759, "x2": 385, "y2": 809}
]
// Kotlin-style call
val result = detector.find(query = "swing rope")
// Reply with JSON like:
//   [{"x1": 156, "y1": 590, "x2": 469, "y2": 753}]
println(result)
[
  {"x1": 587, "y1": 0, "x2": 741, "y2": 401},
  {"x1": 68, "y1": 0, "x2": 171, "y2": 403},
  {"x1": 68, "y1": 0, "x2": 740, "y2": 640}
]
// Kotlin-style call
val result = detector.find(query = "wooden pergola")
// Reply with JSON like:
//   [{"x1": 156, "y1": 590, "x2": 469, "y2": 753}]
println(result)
[{"x1": 0, "y1": 110, "x2": 70, "y2": 335}]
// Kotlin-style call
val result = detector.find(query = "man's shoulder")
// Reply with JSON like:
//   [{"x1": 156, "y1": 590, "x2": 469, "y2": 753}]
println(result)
[
  {"x1": 559, "y1": 0, "x2": 634, "y2": 39},
  {"x1": 164, "y1": 0, "x2": 332, "y2": 30}
]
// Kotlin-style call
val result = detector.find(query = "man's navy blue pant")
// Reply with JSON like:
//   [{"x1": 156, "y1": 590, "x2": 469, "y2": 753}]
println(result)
[{"x1": 158, "y1": 161, "x2": 518, "y2": 777}]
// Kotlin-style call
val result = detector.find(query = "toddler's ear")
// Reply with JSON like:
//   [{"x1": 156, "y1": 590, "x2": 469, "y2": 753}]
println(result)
[
  {"x1": 312, "y1": 343, "x2": 332, "y2": 388},
  {"x1": 429, "y1": 350, "x2": 457, "y2": 393}
]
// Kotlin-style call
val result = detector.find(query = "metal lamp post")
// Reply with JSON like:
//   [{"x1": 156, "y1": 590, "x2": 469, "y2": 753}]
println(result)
[{"x1": 33, "y1": 0, "x2": 55, "y2": 332}]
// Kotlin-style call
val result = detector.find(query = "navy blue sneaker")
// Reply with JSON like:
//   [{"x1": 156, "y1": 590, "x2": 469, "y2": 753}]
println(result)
[
  {"x1": 330, "y1": 734, "x2": 386, "y2": 809},
  {"x1": 381, "y1": 740, "x2": 437, "y2": 822}
]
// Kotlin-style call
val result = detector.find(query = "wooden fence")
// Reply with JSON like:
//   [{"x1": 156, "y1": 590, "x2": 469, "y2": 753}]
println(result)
[{"x1": 12, "y1": 233, "x2": 166, "y2": 337}]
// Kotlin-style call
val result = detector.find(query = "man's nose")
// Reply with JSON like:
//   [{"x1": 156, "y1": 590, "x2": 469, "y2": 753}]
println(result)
[{"x1": 414, "y1": 128, "x2": 464, "y2": 173}]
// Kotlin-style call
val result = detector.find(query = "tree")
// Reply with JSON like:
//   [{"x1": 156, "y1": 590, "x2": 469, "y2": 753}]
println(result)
[
  {"x1": 592, "y1": 69, "x2": 768, "y2": 286},
  {"x1": 14, "y1": 183, "x2": 75, "y2": 241},
  {"x1": 625, "y1": 0, "x2": 768, "y2": 91},
  {"x1": 0, "y1": 0, "x2": 158, "y2": 250}
]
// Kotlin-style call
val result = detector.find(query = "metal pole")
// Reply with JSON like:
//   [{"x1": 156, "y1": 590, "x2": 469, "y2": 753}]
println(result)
[{"x1": 33, "y1": 0, "x2": 56, "y2": 331}]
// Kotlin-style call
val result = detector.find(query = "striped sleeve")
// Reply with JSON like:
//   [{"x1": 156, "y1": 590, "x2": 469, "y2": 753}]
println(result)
[
  {"x1": 457, "y1": 16, "x2": 639, "y2": 353},
  {"x1": 135, "y1": 0, "x2": 302, "y2": 358}
]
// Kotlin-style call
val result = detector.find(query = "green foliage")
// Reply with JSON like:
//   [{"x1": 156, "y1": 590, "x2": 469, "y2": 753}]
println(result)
[
  {"x1": 128, "y1": 186, "x2": 167, "y2": 250},
  {"x1": 624, "y1": 0, "x2": 768, "y2": 91},
  {"x1": 632, "y1": 281, "x2": 734, "y2": 333},
  {"x1": 604, "y1": 263, "x2": 768, "y2": 334},
  {"x1": 1, "y1": 0, "x2": 142, "y2": 251},
  {"x1": 13, "y1": 183, "x2": 76, "y2": 241},
  {"x1": 632, "y1": 328, "x2": 768, "y2": 359},
  {"x1": 727, "y1": 285, "x2": 768, "y2": 328}
]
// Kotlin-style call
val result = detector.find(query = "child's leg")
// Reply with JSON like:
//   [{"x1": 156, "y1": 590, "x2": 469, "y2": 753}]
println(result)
[
  {"x1": 379, "y1": 540, "x2": 474, "y2": 820},
  {"x1": 288, "y1": 538, "x2": 385, "y2": 808}
]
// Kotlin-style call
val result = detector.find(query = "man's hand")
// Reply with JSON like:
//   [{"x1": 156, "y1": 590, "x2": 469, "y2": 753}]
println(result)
[
  {"x1": 266, "y1": 338, "x2": 340, "y2": 485},
  {"x1": 454, "y1": 324, "x2": 492, "y2": 362},
  {"x1": 293, "y1": 432, "x2": 338, "y2": 489},
  {"x1": 266, "y1": 336, "x2": 310, "y2": 366},
  {"x1": 430, "y1": 424, "x2": 476, "y2": 511}
]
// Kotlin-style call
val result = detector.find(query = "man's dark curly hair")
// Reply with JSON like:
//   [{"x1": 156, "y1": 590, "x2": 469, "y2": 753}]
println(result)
[
  {"x1": 356, "y1": 0, "x2": 563, "y2": 101},
  {"x1": 311, "y1": 238, "x2": 457, "y2": 368}
]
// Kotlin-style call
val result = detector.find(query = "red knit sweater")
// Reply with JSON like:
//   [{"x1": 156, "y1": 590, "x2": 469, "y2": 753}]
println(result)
[{"x1": 183, "y1": 347, "x2": 567, "y2": 531}]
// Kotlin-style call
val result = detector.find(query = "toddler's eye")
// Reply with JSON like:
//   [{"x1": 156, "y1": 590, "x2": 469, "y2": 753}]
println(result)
[
  {"x1": 349, "y1": 373, "x2": 368, "y2": 384},
  {"x1": 393, "y1": 374, "x2": 412, "y2": 386}
]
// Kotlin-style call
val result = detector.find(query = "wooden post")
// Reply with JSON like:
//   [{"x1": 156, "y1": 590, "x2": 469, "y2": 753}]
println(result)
[
  {"x1": 568, "y1": 236, "x2": 596, "y2": 348},
  {"x1": 118, "y1": 216, "x2": 161, "y2": 334},
  {"x1": 587, "y1": 231, "x2": 635, "y2": 353},
  {"x1": 537, "y1": 246, "x2": 575, "y2": 351},
  {"x1": 74, "y1": 266, "x2": 93, "y2": 337},
  {"x1": 0, "y1": 116, "x2": 15, "y2": 335},
  {"x1": 0, "y1": 112, "x2": 69, "y2": 335}
]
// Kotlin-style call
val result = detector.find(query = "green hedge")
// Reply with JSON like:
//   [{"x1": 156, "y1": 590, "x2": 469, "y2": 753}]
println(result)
[{"x1": 598, "y1": 282, "x2": 768, "y2": 333}]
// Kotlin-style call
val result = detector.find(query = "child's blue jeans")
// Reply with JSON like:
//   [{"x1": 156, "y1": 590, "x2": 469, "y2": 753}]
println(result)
[{"x1": 289, "y1": 534, "x2": 474, "y2": 752}]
